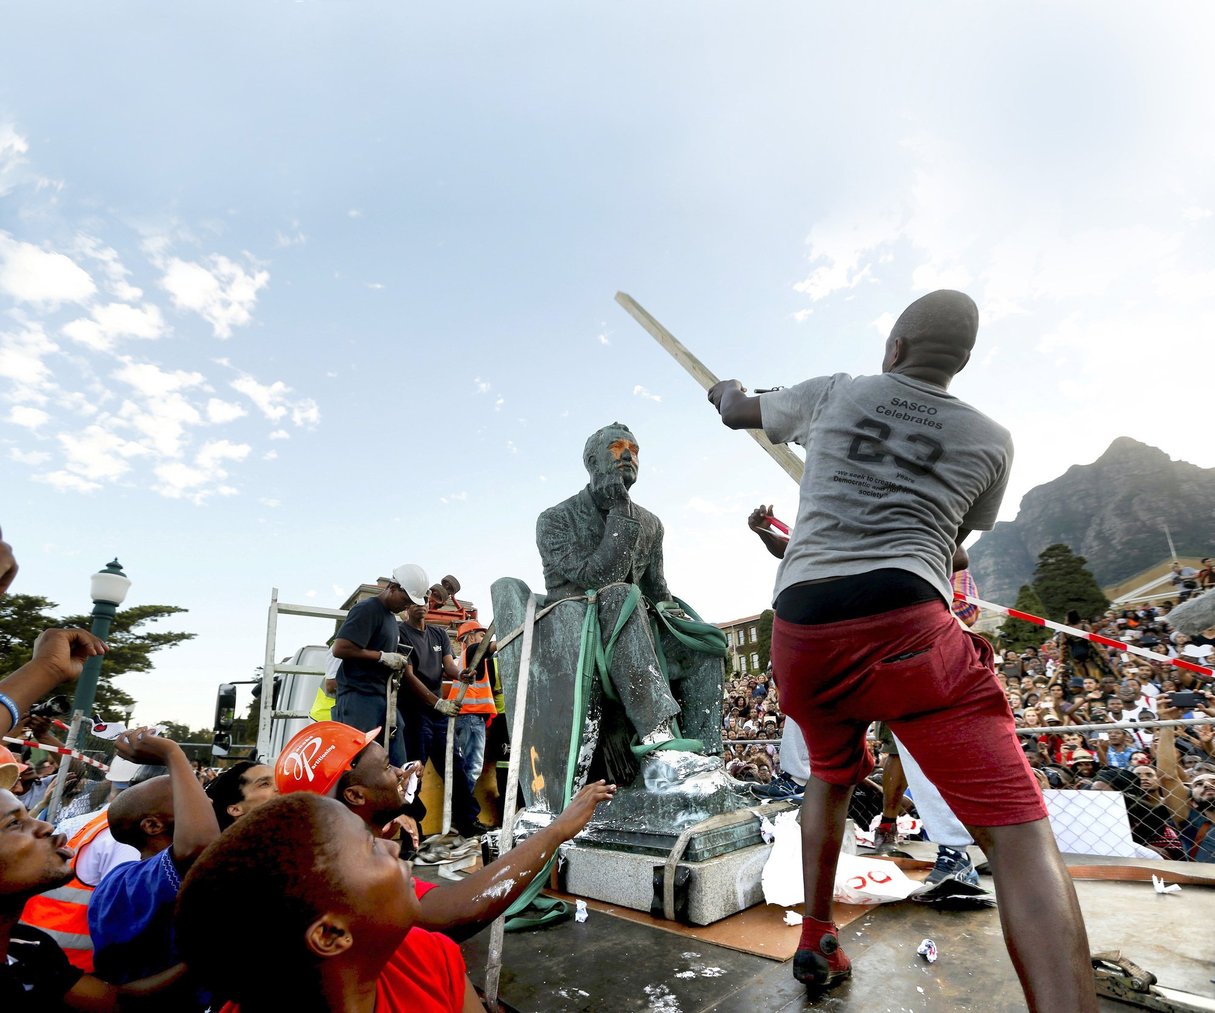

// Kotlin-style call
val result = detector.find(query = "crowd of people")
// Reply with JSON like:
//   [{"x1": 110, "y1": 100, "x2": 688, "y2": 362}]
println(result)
[
  {"x1": 0, "y1": 529, "x2": 618, "y2": 1010},
  {"x1": 716, "y1": 592, "x2": 1215, "y2": 863}
]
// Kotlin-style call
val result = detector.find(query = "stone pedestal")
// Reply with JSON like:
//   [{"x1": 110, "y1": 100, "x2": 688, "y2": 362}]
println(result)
[{"x1": 562, "y1": 838, "x2": 775, "y2": 926}]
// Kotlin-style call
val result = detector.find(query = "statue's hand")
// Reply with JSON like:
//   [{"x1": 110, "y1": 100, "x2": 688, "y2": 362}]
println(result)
[{"x1": 599, "y1": 473, "x2": 632, "y2": 511}]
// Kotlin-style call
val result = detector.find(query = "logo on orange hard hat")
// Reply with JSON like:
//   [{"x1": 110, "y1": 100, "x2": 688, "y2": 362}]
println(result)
[{"x1": 275, "y1": 721, "x2": 380, "y2": 797}]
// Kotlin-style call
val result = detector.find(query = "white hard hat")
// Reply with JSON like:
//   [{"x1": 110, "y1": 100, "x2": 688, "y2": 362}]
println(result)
[{"x1": 391, "y1": 563, "x2": 430, "y2": 606}]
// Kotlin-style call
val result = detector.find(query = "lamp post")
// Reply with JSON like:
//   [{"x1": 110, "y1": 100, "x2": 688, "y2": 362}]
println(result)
[{"x1": 46, "y1": 559, "x2": 131, "y2": 822}]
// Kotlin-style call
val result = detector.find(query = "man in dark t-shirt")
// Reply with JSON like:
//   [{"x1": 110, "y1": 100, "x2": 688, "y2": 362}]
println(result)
[
  {"x1": 332, "y1": 570, "x2": 419, "y2": 766},
  {"x1": 397, "y1": 597, "x2": 484, "y2": 838}
]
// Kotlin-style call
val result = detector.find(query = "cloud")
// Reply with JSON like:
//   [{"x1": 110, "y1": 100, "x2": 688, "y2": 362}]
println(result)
[
  {"x1": 10, "y1": 447, "x2": 50, "y2": 465},
  {"x1": 274, "y1": 221, "x2": 307, "y2": 248},
  {"x1": 0, "y1": 133, "x2": 323, "y2": 505},
  {"x1": 160, "y1": 254, "x2": 269, "y2": 338},
  {"x1": 72, "y1": 236, "x2": 142, "y2": 302},
  {"x1": 8, "y1": 405, "x2": 49, "y2": 428},
  {"x1": 505, "y1": 440, "x2": 518, "y2": 454},
  {"x1": 0, "y1": 233, "x2": 96, "y2": 306},
  {"x1": 597, "y1": 330, "x2": 612, "y2": 346},
  {"x1": 473, "y1": 377, "x2": 491, "y2": 394},
  {"x1": 347, "y1": 209, "x2": 363, "y2": 219},
  {"x1": 794, "y1": 212, "x2": 901, "y2": 303},
  {"x1": 0, "y1": 123, "x2": 30, "y2": 196},
  {"x1": 231, "y1": 374, "x2": 320, "y2": 428},
  {"x1": 268, "y1": 429, "x2": 289, "y2": 440},
  {"x1": 0, "y1": 323, "x2": 58, "y2": 393},
  {"x1": 62, "y1": 302, "x2": 166, "y2": 351},
  {"x1": 493, "y1": 395, "x2": 504, "y2": 411},
  {"x1": 205, "y1": 398, "x2": 246, "y2": 424},
  {"x1": 439, "y1": 491, "x2": 468, "y2": 505},
  {"x1": 54, "y1": 424, "x2": 149, "y2": 484},
  {"x1": 633, "y1": 384, "x2": 662, "y2": 403},
  {"x1": 259, "y1": 497, "x2": 281, "y2": 508},
  {"x1": 153, "y1": 439, "x2": 250, "y2": 502}
]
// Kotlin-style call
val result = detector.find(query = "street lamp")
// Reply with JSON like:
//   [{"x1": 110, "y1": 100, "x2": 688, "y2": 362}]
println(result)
[
  {"x1": 73, "y1": 559, "x2": 132, "y2": 719},
  {"x1": 47, "y1": 559, "x2": 131, "y2": 822}
]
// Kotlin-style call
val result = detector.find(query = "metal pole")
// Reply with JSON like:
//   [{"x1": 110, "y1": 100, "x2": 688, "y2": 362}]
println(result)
[
  {"x1": 484, "y1": 594, "x2": 537, "y2": 1010},
  {"x1": 48, "y1": 577, "x2": 123, "y2": 824},
  {"x1": 44, "y1": 712, "x2": 84, "y2": 824}
]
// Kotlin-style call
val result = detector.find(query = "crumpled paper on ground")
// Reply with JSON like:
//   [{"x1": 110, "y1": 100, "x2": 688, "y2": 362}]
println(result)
[{"x1": 1151, "y1": 875, "x2": 1180, "y2": 895}]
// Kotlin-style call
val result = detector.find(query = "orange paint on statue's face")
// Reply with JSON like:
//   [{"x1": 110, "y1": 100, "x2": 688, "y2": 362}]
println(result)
[{"x1": 608, "y1": 439, "x2": 638, "y2": 462}]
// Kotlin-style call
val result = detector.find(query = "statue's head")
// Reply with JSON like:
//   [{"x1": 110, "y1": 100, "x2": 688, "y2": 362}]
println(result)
[{"x1": 583, "y1": 422, "x2": 639, "y2": 490}]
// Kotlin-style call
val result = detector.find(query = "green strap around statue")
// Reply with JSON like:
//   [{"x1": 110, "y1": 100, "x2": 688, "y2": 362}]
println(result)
[{"x1": 502, "y1": 586, "x2": 727, "y2": 931}]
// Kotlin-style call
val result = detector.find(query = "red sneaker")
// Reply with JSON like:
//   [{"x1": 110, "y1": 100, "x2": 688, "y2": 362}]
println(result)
[{"x1": 794, "y1": 924, "x2": 852, "y2": 989}]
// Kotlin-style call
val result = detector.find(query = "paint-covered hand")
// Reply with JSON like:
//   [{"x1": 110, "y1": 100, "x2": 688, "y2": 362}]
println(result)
[
  {"x1": 551, "y1": 779, "x2": 617, "y2": 840},
  {"x1": 30, "y1": 627, "x2": 107, "y2": 684},
  {"x1": 115, "y1": 726, "x2": 183, "y2": 765}
]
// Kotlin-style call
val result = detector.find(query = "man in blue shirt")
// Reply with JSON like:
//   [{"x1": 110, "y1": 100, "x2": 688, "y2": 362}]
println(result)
[{"x1": 88, "y1": 728, "x2": 219, "y2": 997}]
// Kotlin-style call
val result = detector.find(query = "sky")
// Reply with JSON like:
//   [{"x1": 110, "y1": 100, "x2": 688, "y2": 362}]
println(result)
[{"x1": 2, "y1": 3, "x2": 1213, "y2": 730}]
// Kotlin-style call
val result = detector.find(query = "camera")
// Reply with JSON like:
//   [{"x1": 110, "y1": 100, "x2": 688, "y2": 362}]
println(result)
[{"x1": 29, "y1": 695, "x2": 71, "y2": 720}]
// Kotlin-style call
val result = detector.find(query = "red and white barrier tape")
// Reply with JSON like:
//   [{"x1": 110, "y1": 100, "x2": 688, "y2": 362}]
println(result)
[
  {"x1": 2, "y1": 736, "x2": 111, "y2": 773},
  {"x1": 954, "y1": 593, "x2": 1214, "y2": 680}
]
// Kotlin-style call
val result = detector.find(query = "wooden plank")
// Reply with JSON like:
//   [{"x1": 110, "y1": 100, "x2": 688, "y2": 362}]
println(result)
[{"x1": 614, "y1": 292, "x2": 806, "y2": 485}]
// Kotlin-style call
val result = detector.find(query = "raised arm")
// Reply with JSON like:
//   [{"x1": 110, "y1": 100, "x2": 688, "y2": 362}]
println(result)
[
  {"x1": 0, "y1": 628, "x2": 107, "y2": 737},
  {"x1": 114, "y1": 729, "x2": 220, "y2": 868},
  {"x1": 1152, "y1": 702, "x2": 1191, "y2": 827}
]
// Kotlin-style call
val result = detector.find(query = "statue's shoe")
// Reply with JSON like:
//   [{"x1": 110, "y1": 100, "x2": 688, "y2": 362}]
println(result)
[{"x1": 641, "y1": 749, "x2": 741, "y2": 795}]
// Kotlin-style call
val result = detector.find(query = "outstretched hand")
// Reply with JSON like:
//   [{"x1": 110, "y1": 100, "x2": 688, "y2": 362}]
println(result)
[
  {"x1": 31, "y1": 627, "x2": 108, "y2": 685},
  {"x1": 553, "y1": 779, "x2": 617, "y2": 839},
  {"x1": 115, "y1": 726, "x2": 183, "y2": 765}
]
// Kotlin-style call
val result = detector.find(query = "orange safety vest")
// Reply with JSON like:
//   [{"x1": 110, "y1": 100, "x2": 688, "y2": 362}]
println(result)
[
  {"x1": 443, "y1": 650, "x2": 498, "y2": 715},
  {"x1": 19, "y1": 809, "x2": 112, "y2": 971}
]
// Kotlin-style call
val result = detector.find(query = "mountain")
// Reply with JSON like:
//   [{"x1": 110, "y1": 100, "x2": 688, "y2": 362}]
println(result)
[{"x1": 969, "y1": 438, "x2": 1215, "y2": 605}]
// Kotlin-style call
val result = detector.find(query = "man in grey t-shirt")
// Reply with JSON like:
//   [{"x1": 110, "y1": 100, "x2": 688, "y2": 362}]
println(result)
[{"x1": 708, "y1": 290, "x2": 1094, "y2": 1011}]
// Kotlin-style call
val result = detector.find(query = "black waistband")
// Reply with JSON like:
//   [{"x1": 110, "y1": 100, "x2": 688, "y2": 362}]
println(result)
[{"x1": 775, "y1": 569, "x2": 941, "y2": 625}]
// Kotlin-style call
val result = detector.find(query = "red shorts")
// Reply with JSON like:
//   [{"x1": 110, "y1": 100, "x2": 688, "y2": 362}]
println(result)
[{"x1": 771, "y1": 600, "x2": 1046, "y2": 827}]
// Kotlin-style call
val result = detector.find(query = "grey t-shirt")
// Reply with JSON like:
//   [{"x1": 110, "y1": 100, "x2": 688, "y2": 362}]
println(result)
[{"x1": 760, "y1": 371, "x2": 1012, "y2": 604}]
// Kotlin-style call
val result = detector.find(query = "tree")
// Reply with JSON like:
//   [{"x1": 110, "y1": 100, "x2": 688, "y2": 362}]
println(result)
[
  {"x1": 1000, "y1": 584, "x2": 1052, "y2": 652},
  {"x1": 0, "y1": 593, "x2": 195, "y2": 720},
  {"x1": 1031, "y1": 543, "x2": 1110, "y2": 622},
  {"x1": 755, "y1": 609, "x2": 774, "y2": 673}
]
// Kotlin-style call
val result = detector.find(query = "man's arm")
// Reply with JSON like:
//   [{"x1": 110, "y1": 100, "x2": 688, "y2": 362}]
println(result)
[
  {"x1": 708, "y1": 380, "x2": 763, "y2": 430},
  {"x1": 1152, "y1": 702, "x2": 1191, "y2": 826},
  {"x1": 114, "y1": 729, "x2": 221, "y2": 867},
  {"x1": 63, "y1": 964, "x2": 191, "y2": 1012},
  {"x1": 416, "y1": 780, "x2": 615, "y2": 933},
  {"x1": 0, "y1": 628, "x2": 107, "y2": 737}
]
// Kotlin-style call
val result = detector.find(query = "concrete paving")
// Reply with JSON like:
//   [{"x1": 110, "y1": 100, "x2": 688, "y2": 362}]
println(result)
[{"x1": 459, "y1": 873, "x2": 1215, "y2": 1012}]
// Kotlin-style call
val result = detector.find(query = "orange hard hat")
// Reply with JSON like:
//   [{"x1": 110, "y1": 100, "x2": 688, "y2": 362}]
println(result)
[
  {"x1": 0, "y1": 745, "x2": 29, "y2": 792},
  {"x1": 457, "y1": 620, "x2": 486, "y2": 639},
  {"x1": 274, "y1": 721, "x2": 381, "y2": 797}
]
